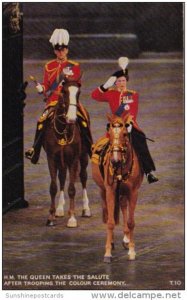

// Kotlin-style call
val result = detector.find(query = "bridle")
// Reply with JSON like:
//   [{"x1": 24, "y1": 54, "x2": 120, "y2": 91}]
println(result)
[
  {"x1": 107, "y1": 123, "x2": 134, "y2": 186},
  {"x1": 52, "y1": 81, "x2": 79, "y2": 145}
]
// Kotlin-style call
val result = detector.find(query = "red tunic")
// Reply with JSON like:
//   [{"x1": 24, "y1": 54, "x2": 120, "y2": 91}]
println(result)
[
  {"x1": 41, "y1": 59, "x2": 81, "y2": 107},
  {"x1": 91, "y1": 87, "x2": 139, "y2": 121}
]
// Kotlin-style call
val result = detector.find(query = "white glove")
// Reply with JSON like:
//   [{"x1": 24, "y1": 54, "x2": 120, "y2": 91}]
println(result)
[
  {"x1": 103, "y1": 76, "x2": 116, "y2": 90},
  {"x1": 36, "y1": 83, "x2": 43, "y2": 93},
  {"x1": 127, "y1": 123, "x2": 133, "y2": 133}
]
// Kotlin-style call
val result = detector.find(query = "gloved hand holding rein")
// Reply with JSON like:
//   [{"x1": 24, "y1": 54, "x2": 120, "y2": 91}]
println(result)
[{"x1": 36, "y1": 83, "x2": 44, "y2": 94}]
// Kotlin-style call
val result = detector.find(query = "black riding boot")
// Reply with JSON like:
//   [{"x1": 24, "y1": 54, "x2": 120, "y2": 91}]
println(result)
[
  {"x1": 81, "y1": 127, "x2": 93, "y2": 158},
  {"x1": 25, "y1": 122, "x2": 45, "y2": 164},
  {"x1": 131, "y1": 127, "x2": 158, "y2": 184},
  {"x1": 78, "y1": 117, "x2": 93, "y2": 157}
]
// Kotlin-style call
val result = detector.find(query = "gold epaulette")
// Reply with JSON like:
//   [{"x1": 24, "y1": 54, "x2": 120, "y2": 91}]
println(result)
[
  {"x1": 67, "y1": 59, "x2": 79, "y2": 66},
  {"x1": 126, "y1": 89, "x2": 137, "y2": 94}
]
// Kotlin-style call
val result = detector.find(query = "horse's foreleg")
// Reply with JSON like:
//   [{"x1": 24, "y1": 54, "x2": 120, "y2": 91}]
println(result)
[
  {"x1": 127, "y1": 191, "x2": 138, "y2": 260},
  {"x1": 56, "y1": 190, "x2": 65, "y2": 217},
  {"x1": 46, "y1": 156, "x2": 58, "y2": 226},
  {"x1": 120, "y1": 195, "x2": 130, "y2": 249},
  {"x1": 67, "y1": 160, "x2": 78, "y2": 228},
  {"x1": 104, "y1": 228, "x2": 114, "y2": 263},
  {"x1": 67, "y1": 182, "x2": 77, "y2": 228},
  {"x1": 56, "y1": 165, "x2": 67, "y2": 217},
  {"x1": 82, "y1": 189, "x2": 91, "y2": 217},
  {"x1": 80, "y1": 152, "x2": 91, "y2": 217},
  {"x1": 101, "y1": 189, "x2": 114, "y2": 249},
  {"x1": 104, "y1": 187, "x2": 115, "y2": 263},
  {"x1": 101, "y1": 189, "x2": 107, "y2": 223}
]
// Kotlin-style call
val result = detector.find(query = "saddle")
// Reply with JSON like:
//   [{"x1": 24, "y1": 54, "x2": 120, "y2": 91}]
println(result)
[
  {"x1": 37, "y1": 102, "x2": 89, "y2": 128},
  {"x1": 37, "y1": 102, "x2": 93, "y2": 155},
  {"x1": 38, "y1": 106, "x2": 55, "y2": 124},
  {"x1": 91, "y1": 136, "x2": 110, "y2": 178}
]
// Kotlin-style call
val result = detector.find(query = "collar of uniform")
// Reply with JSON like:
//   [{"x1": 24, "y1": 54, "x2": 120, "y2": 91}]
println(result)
[
  {"x1": 116, "y1": 88, "x2": 127, "y2": 94},
  {"x1": 56, "y1": 58, "x2": 68, "y2": 64}
]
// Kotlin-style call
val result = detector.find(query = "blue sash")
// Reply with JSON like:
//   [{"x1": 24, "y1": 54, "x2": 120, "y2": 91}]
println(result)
[{"x1": 115, "y1": 103, "x2": 127, "y2": 116}]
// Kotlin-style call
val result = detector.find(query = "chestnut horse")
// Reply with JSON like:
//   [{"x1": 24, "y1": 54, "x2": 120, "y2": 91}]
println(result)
[
  {"x1": 43, "y1": 78, "x2": 91, "y2": 227},
  {"x1": 92, "y1": 114, "x2": 144, "y2": 262}
]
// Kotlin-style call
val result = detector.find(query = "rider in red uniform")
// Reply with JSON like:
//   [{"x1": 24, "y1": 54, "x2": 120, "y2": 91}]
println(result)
[
  {"x1": 41, "y1": 57, "x2": 81, "y2": 107},
  {"x1": 25, "y1": 29, "x2": 92, "y2": 163},
  {"x1": 91, "y1": 66, "x2": 158, "y2": 184}
]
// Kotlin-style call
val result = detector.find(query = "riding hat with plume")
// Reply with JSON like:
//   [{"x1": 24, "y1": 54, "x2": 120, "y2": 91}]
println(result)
[
  {"x1": 49, "y1": 29, "x2": 70, "y2": 50},
  {"x1": 114, "y1": 57, "x2": 129, "y2": 81},
  {"x1": 100, "y1": 57, "x2": 129, "y2": 92}
]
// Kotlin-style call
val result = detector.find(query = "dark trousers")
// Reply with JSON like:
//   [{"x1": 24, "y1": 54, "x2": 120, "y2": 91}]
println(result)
[
  {"x1": 77, "y1": 117, "x2": 93, "y2": 157},
  {"x1": 30, "y1": 121, "x2": 45, "y2": 163},
  {"x1": 131, "y1": 127, "x2": 156, "y2": 174}
]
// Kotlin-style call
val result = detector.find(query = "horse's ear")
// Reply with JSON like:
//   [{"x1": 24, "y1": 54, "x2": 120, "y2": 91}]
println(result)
[
  {"x1": 106, "y1": 114, "x2": 113, "y2": 123},
  {"x1": 125, "y1": 114, "x2": 134, "y2": 127}
]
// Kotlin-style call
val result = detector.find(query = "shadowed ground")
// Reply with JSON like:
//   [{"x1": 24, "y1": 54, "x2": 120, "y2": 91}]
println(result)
[{"x1": 3, "y1": 53, "x2": 184, "y2": 290}]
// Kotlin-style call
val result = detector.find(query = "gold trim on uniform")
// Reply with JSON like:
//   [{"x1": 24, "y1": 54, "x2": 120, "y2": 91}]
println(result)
[
  {"x1": 45, "y1": 60, "x2": 58, "y2": 72},
  {"x1": 126, "y1": 89, "x2": 136, "y2": 94},
  {"x1": 82, "y1": 121, "x2": 87, "y2": 127},
  {"x1": 46, "y1": 101, "x2": 58, "y2": 108},
  {"x1": 67, "y1": 59, "x2": 79, "y2": 66},
  {"x1": 48, "y1": 67, "x2": 60, "y2": 81},
  {"x1": 38, "y1": 123, "x2": 43, "y2": 130}
]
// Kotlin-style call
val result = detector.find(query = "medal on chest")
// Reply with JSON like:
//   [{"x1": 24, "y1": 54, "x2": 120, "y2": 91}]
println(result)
[{"x1": 120, "y1": 95, "x2": 134, "y2": 111}]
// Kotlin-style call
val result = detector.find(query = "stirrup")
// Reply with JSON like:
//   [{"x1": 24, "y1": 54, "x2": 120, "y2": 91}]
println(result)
[{"x1": 147, "y1": 173, "x2": 159, "y2": 184}]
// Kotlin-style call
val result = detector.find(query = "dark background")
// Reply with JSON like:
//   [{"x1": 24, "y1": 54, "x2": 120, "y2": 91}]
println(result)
[{"x1": 23, "y1": 2, "x2": 183, "y2": 59}]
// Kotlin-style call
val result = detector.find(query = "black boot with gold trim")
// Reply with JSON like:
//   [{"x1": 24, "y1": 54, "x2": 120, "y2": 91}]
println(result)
[
  {"x1": 25, "y1": 122, "x2": 44, "y2": 164},
  {"x1": 78, "y1": 117, "x2": 93, "y2": 157}
]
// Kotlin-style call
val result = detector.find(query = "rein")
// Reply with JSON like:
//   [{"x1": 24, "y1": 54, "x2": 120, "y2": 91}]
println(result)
[
  {"x1": 52, "y1": 93, "x2": 77, "y2": 146},
  {"x1": 53, "y1": 110, "x2": 66, "y2": 134},
  {"x1": 107, "y1": 133, "x2": 134, "y2": 186}
]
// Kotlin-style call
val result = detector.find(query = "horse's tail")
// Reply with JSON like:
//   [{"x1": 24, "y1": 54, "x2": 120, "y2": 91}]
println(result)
[{"x1": 114, "y1": 181, "x2": 121, "y2": 224}]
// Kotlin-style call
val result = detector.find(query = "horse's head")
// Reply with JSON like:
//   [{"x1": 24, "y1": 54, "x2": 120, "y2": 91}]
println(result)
[
  {"x1": 58, "y1": 77, "x2": 81, "y2": 124},
  {"x1": 107, "y1": 114, "x2": 132, "y2": 171}
]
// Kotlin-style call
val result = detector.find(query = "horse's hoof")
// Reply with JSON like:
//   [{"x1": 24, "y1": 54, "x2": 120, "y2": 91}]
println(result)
[
  {"x1": 82, "y1": 209, "x2": 91, "y2": 218},
  {"x1": 128, "y1": 250, "x2": 136, "y2": 261},
  {"x1": 55, "y1": 208, "x2": 65, "y2": 217},
  {"x1": 104, "y1": 256, "x2": 112, "y2": 263},
  {"x1": 111, "y1": 242, "x2": 115, "y2": 250},
  {"x1": 46, "y1": 220, "x2": 55, "y2": 226},
  {"x1": 122, "y1": 241, "x2": 129, "y2": 250},
  {"x1": 128, "y1": 255, "x2": 136, "y2": 261},
  {"x1": 67, "y1": 218, "x2": 78, "y2": 228}
]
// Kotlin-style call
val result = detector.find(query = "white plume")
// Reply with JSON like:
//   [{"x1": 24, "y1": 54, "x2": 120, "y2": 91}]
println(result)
[
  {"x1": 49, "y1": 29, "x2": 70, "y2": 46},
  {"x1": 118, "y1": 57, "x2": 129, "y2": 70}
]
